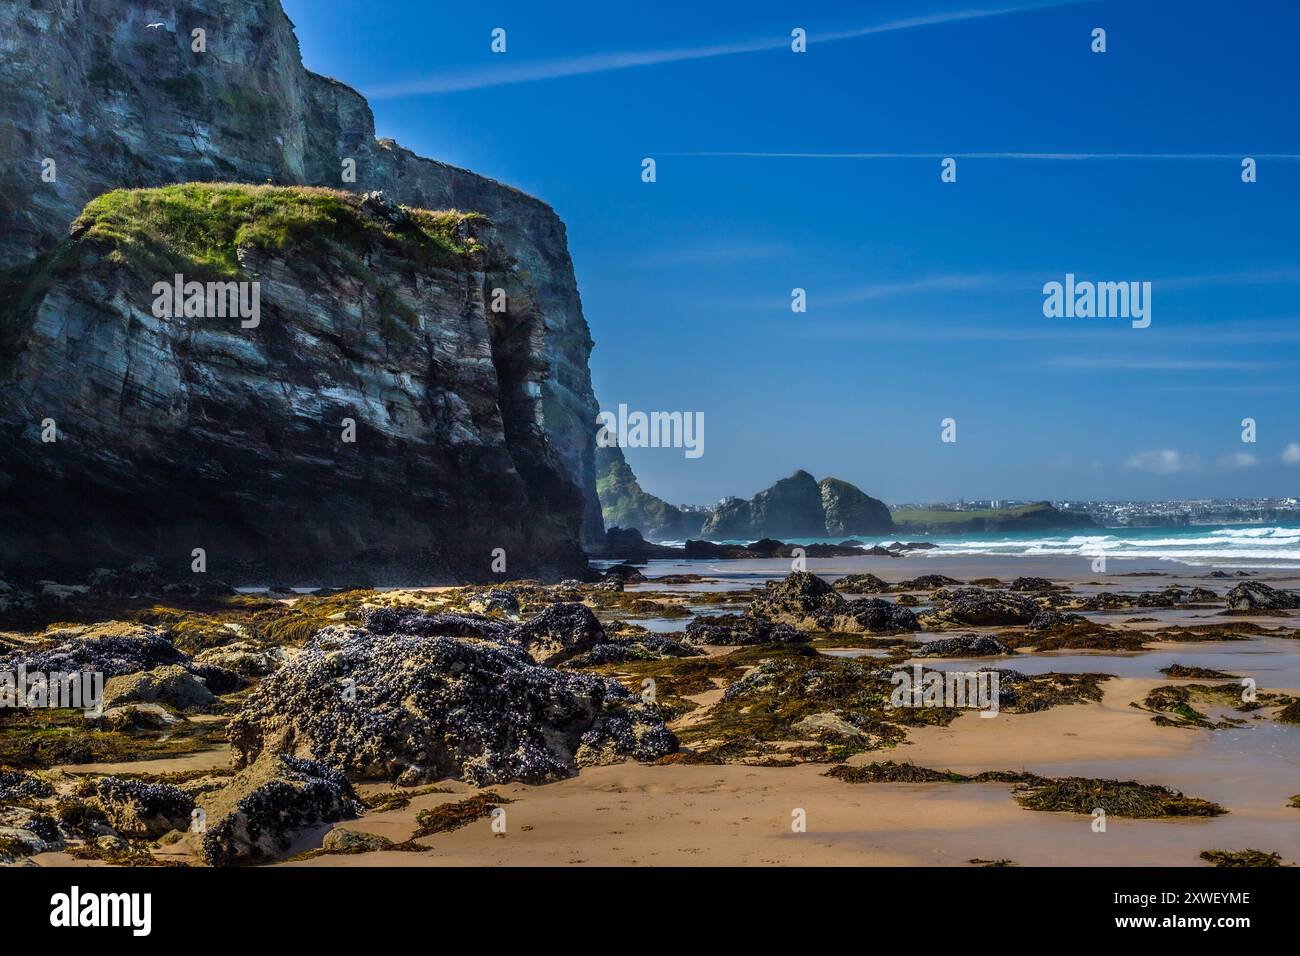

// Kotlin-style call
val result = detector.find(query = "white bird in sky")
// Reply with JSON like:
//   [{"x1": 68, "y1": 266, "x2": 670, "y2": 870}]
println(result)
[{"x1": 146, "y1": 22, "x2": 164, "y2": 29}]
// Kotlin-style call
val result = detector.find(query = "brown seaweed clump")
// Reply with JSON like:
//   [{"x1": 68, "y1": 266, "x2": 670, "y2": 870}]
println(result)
[
  {"x1": 1013, "y1": 777, "x2": 1225, "y2": 817},
  {"x1": 1199, "y1": 849, "x2": 1285, "y2": 867}
]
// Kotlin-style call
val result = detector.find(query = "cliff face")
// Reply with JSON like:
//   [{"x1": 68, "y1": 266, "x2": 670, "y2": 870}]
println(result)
[
  {"x1": 699, "y1": 471, "x2": 894, "y2": 540},
  {"x1": 819, "y1": 477, "x2": 894, "y2": 537},
  {"x1": 0, "y1": 0, "x2": 604, "y2": 547},
  {"x1": 0, "y1": 185, "x2": 587, "y2": 583},
  {"x1": 595, "y1": 445, "x2": 706, "y2": 542}
]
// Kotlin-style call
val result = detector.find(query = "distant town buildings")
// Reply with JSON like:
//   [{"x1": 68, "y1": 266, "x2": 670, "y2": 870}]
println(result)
[{"x1": 891, "y1": 498, "x2": 1300, "y2": 527}]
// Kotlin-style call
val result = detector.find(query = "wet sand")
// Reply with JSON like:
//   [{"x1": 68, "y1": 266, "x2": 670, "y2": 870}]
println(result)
[{"x1": 275, "y1": 670, "x2": 1299, "y2": 868}]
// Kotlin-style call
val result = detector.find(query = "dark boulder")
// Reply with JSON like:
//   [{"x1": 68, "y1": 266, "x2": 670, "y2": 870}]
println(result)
[
  {"x1": 93, "y1": 778, "x2": 194, "y2": 838},
  {"x1": 1007, "y1": 577, "x2": 1060, "y2": 592},
  {"x1": 0, "y1": 623, "x2": 187, "y2": 678},
  {"x1": 925, "y1": 588, "x2": 1039, "y2": 627},
  {"x1": 198, "y1": 753, "x2": 361, "y2": 867},
  {"x1": 834, "y1": 573, "x2": 891, "y2": 593},
  {"x1": 512, "y1": 602, "x2": 606, "y2": 666},
  {"x1": 682, "y1": 613, "x2": 805, "y2": 646},
  {"x1": 913, "y1": 634, "x2": 1011, "y2": 657},
  {"x1": 1225, "y1": 582, "x2": 1300, "y2": 611},
  {"x1": 896, "y1": 575, "x2": 962, "y2": 590},
  {"x1": 746, "y1": 571, "x2": 845, "y2": 628},
  {"x1": 226, "y1": 625, "x2": 675, "y2": 786},
  {"x1": 842, "y1": 598, "x2": 920, "y2": 634}
]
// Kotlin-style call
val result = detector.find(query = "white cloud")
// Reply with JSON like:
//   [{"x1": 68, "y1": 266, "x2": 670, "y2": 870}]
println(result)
[
  {"x1": 1283, "y1": 443, "x2": 1300, "y2": 465},
  {"x1": 1126, "y1": 449, "x2": 1192, "y2": 474},
  {"x1": 1218, "y1": 452, "x2": 1257, "y2": 469}
]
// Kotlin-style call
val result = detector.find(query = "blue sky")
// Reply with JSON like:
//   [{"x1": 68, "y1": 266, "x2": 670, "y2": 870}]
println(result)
[{"x1": 282, "y1": 0, "x2": 1300, "y2": 506}]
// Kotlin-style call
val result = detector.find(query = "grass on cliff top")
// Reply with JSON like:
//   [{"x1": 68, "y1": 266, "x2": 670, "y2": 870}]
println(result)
[
  {"x1": 70, "y1": 183, "x2": 486, "y2": 278},
  {"x1": 891, "y1": 502, "x2": 1061, "y2": 526}
]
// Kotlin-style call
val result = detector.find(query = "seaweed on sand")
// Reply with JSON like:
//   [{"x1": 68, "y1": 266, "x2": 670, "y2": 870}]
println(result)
[
  {"x1": 1153, "y1": 622, "x2": 1297, "y2": 642},
  {"x1": 599, "y1": 645, "x2": 1108, "y2": 764},
  {"x1": 0, "y1": 709, "x2": 222, "y2": 768},
  {"x1": 1199, "y1": 849, "x2": 1285, "y2": 867},
  {"x1": 825, "y1": 762, "x2": 1040, "y2": 784},
  {"x1": 361, "y1": 785, "x2": 454, "y2": 813},
  {"x1": 672, "y1": 654, "x2": 939, "y2": 763},
  {"x1": 1159, "y1": 664, "x2": 1240, "y2": 679},
  {"x1": 1137, "y1": 683, "x2": 1294, "y2": 729},
  {"x1": 390, "y1": 792, "x2": 512, "y2": 851},
  {"x1": 1013, "y1": 777, "x2": 1225, "y2": 817},
  {"x1": 824, "y1": 763, "x2": 1225, "y2": 817}
]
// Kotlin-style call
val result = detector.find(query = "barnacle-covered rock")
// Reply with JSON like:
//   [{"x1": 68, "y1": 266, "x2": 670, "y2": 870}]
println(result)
[
  {"x1": 0, "y1": 767, "x2": 53, "y2": 802},
  {"x1": 0, "y1": 623, "x2": 186, "y2": 678},
  {"x1": 102, "y1": 665, "x2": 215, "y2": 711},
  {"x1": 923, "y1": 588, "x2": 1039, "y2": 627},
  {"x1": 842, "y1": 598, "x2": 920, "y2": 634},
  {"x1": 511, "y1": 602, "x2": 605, "y2": 666},
  {"x1": 747, "y1": 572, "x2": 844, "y2": 629},
  {"x1": 198, "y1": 753, "x2": 360, "y2": 867},
  {"x1": 1226, "y1": 581, "x2": 1300, "y2": 610},
  {"x1": 565, "y1": 633, "x2": 703, "y2": 666},
  {"x1": 93, "y1": 777, "x2": 194, "y2": 838},
  {"x1": 913, "y1": 634, "x2": 1011, "y2": 657},
  {"x1": 683, "y1": 613, "x2": 805, "y2": 646},
  {"x1": 227, "y1": 626, "x2": 676, "y2": 786}
]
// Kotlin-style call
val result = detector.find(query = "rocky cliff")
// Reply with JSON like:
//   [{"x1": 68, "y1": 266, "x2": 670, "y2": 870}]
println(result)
[
  {"x1": 0, "y1": 0, "x2": 605, "y2": 560},
  {"x1": 595, "y1": 445, "x2": 706, "y2": 542},
  {"x1": 699, "y1": 471, "x2": 894, "y2": 540},
  {"x1": 0, "y1": 184, "x2": 588, "y2": 582}
]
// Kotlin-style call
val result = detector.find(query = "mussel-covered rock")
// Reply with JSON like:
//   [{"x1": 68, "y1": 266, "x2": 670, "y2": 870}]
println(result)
[
  {"x1": 226, "y1": 624, "x2": 675, "y2": 786},
  {"x1": 1225, "y1": 582, "x2": 1300, "y2": 611},
  {"x1": 198, "y1": 753, "x2": 360, "y2": 867}
]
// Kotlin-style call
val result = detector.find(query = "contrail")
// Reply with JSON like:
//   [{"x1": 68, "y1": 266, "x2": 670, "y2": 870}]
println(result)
[
  {"x1": 366, "y1": 1, "x2": 1084, "y2": 98},
  {"x1": 658, "y1": 151, "x2": 1300, "y2": 160}
]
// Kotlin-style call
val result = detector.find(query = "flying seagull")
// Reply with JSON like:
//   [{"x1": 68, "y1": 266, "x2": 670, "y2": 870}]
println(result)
[{"x1": 146, "y1": 22, "x2": 164, "y2": 29}]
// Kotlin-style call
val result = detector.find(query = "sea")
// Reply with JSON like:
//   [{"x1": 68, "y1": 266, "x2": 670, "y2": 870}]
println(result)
[{"x1": 656, "y1": 524, "x2": 1300, "y2": 571}]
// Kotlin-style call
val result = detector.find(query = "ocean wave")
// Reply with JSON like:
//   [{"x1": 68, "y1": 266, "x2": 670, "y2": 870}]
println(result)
[{"x1": 913, "y1": 524, "x2": 1300, "y2": 567}]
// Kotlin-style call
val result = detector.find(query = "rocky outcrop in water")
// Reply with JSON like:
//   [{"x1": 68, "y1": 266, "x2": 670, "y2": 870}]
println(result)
[
  {"x1": 700, "y1": 471, "x2": 893, "y2": 540},
  {"x1": 0, "y1": 0, "x2": 608, "y2": 575}
]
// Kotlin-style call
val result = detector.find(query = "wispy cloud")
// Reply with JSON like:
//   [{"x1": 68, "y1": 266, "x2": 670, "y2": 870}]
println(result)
[
  {"x1": 1284, "y1": 443, "x2": 1300, "y2": 466},
  {"x1": 1218, "y1": 452, "x2": 1258, "y2": 469},
  {"x1": 665, "y1": 151, "x2": 1300, "y2": 160},
  {"x1": 1126, "y1": 449, "x2": 1195, "y2": 474},
  {"x1": 365, "y1": 2, "x2": 1081, "y2": 98},
  {"x1": 1049, "y1": 356, "x2": 1281, "y2": 371},
  {"x1": 817, "y1": 274, "x2": 1009, "y2": 306},
  {"x1": 631, "y1": 240, "x2": 788, "y2": 268}
]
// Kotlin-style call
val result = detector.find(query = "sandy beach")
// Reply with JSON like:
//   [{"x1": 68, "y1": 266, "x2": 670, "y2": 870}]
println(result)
[{"x1": 11, "y1": 554, "x2": 1300, "y2": 869}]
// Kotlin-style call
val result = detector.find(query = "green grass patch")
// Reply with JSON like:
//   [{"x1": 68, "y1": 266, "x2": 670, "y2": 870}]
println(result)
[{"x1": 68, "y1": 183, "x2": 486, "y2": 279}]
